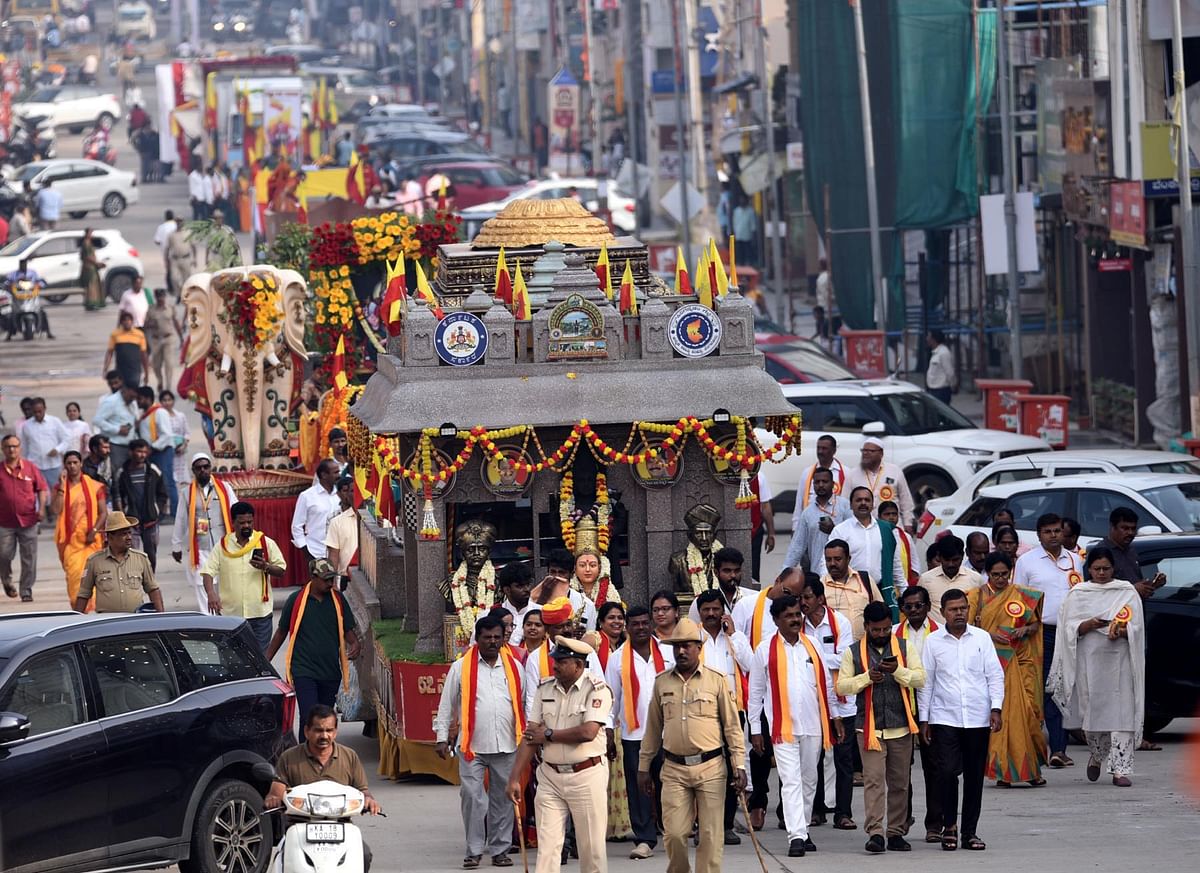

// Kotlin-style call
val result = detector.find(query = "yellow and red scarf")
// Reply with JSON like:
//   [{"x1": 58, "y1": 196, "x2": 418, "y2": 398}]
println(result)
[
  {"x1": 459, "y1": 644, "x2": 526, "y2": 761},
  {"x1": 221, "y1": 531, "x2": 271, "y2": 602},
  {"x1": 284, "y1": 583, "x2": 350, "y2": 689},
  {"x1": 767, "y1": 633, "x2": 832, "y2": 749},
  {"x1": 139, "y1": 403, "x2": 163, "y2": 441},
  {"x1": 186, "y1": 477, "x2": 233, "y2": 567},
  {"x1": 526, "y1": 641, "x2": 553, "y2": 679},
  {"x1": 895, "y1": 617, "x2": 938, "y2": 640},
  {"x1": 621, "y1": 638, "x2": 666, "y2": 731},
  {"x1": 749, "y1": 588, "x2": 772, "y2": 649},
  {"x1": 859, "y1": 636, "x2": 919, "y2": 751},
  {"x1": 55, "y1": 474, "x2": 103, "y2": 547},
  {"x1": 802, "y1": 461, "x2": 845, "y2": 507}
]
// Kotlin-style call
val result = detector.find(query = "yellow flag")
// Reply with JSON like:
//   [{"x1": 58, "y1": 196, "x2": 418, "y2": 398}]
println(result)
[
  {"x1": 729, "y1": 234, "x2": 739, "y2": 287},
  {"x1": 710, "y1": 239, "x2": 729, "y2": 297},
  {"x1": 619, "y1": 258, "x2": 638, "y2": 316},
  {"x1": 696, "y1": 246, "x2": 714, "y2": 309},
  {"x1": 513, "y1": 262, "x2": 532, "y2": 320}
]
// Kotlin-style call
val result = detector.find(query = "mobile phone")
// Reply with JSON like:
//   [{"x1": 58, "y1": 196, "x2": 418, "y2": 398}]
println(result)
[
  {"x1": 881, "y1": 655, "x2": 898, "y2": 666},
  {"x1": 252, "y1": 548, "x2": 264, "y2": 561}
]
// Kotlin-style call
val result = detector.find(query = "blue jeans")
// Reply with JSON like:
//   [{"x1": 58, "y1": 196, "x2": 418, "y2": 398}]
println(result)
[
  {"x1": 1042, "y1": 625, "x2": 1067, "y2": 754},
  {"x1": 245, "y1": 615, "x2": 272, "y2": 653},
  {"x1": 622, "y1": 739, "x2": 657, "y2": 848},
  {"x1": 293, "y1": 676, "x2": 341, "y2": 736}
]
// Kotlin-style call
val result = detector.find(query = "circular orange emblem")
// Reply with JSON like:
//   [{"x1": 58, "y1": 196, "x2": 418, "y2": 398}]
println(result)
[
  {"x1": 832, "y1": 482, "x2": 842, "y2": 494},
  {"x1": 1067, "y1": 571, "x2": 1083, "y2": 587},
  {"x1": 879, "y1": 485, "x2": 895, "y2": 501},
  {"x1": 1114, "y1": 605, "x2": 1132, "y2": 622},
  {"x1": 1005, "y1": 601, "x2": 1024, "y2": 618}
]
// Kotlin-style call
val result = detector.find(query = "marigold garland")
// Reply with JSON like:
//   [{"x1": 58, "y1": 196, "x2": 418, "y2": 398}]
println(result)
[{"x1": 215, "y1": 270, "x2": 284, "y2": 352}]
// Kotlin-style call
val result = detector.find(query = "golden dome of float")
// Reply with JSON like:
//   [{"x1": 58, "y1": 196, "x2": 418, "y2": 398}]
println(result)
[{"x1": 471, "y1": 198, "x2": 616, "y2": 249}]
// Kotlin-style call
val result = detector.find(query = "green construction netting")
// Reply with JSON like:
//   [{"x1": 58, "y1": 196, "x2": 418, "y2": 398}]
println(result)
[{"x1": 797, "y1": 0, "x2": 996, "y2": 329}]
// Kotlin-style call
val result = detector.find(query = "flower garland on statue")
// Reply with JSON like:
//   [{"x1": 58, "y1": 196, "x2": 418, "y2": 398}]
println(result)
[
  {"x1": 685, "y1": 539, "x2": 725, "y2": 596},
  {"x1": 217, "y1": 271, "x2": 284, "y2": 352},
  {"x1": 449, "y1": 560, "x2": 497, "y2": 636},
  {"x1": 560, "y1": 472, "x2": 615, "y2": 605}
]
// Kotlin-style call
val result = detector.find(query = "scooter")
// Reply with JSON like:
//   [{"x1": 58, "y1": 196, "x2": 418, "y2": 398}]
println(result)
[
  {"x1": 5, "y1": 277, "x2": 45, "y2": 342},
  {"x1": 0, "y1": 284, "x2": 13, "y2": 335},
  {"x1": 252, "y1": 763, "x2": 375, "y2": 873}
]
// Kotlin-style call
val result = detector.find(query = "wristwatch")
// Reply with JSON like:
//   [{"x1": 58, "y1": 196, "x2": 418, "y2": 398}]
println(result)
[{"x1": 544, "y1": 728, "x2": 554, "y2": 743}]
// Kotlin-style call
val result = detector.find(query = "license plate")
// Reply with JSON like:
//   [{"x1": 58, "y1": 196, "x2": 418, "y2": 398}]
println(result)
[{"x1": 305, "y1": 823, "x2": 345, "y2": 843}]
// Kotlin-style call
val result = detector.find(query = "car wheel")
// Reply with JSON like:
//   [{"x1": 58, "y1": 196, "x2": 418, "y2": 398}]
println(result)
[
  {"x1": 97, "y1": 112, "x2": 115, "y2": 130},
  {"x1": 187, "y1": 778, "x2": 271, "y2": 873},
  {"x1": 907, "y1": 469, "x2": 956, "y2": 519},
  {"x1": 69, "y1": 210, "x2": 88, "y2": 220},
  {"x1": 1143, "y1": 715, "x2": 1172, "y2": 735},
  {"x1": 105, "y1": 270, "x2": 135, "y2": 303},
  {"x1": 102, "y1": 193, "x2": 126, "y2": 217},
  {"x1": 45, "y1": 292, "x2": 69, "y2": 304}
]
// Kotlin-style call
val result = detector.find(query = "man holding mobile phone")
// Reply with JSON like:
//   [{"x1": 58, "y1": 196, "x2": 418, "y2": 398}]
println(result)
[{"x1": 201, "y1": 501, "x2": 287, "y2": 651}]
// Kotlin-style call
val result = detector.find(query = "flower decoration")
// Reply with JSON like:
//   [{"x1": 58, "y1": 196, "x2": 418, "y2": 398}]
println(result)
[{"x1": 216, "y1": 270, "x2": 283, "y2": 352}]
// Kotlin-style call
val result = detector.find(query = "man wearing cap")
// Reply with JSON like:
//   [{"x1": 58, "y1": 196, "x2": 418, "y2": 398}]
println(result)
[
  {"x1": 291, "y1": 459, "x2": 342, "y2": 563},
  {"x1": 639, "y1": 619, "x2": 746, "y2": 873},
  {"x1": 201, "y1": 501, "x2": 286, "y2": 651},
  {"x1": 843, "y1": 438, "x2": 914, "y2": 529},
  {"x1": 506, "y1": 636, "x2": 612, "y2": 873},
  {"x1": 267, "y1": 559, "x2": 362, "y2": 727},
  {"x1": 524, "y1": 597, "x2": 607, "y2": 712},
  {"x1": 74, "y1": 511, "x2": 163, "y2": 613},
  {"x1": 171, "y1": 452, "x2": 237, "y2": 612}
]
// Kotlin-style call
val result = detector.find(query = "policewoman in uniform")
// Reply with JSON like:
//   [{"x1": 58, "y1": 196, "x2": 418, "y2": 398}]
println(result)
[
  {"x1": 506, "y1": 636, "x2": 613, "y2": 873},
  {"x1": 638, "y1": 619, "x2": 746, "y2": 873}
]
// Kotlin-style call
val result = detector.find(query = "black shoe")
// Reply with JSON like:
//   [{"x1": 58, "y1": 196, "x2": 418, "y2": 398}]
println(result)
[
  {"x1": 887, "y1": 836, "x2": 912, "y2": 852},
  {"x1": 724, "y1": 829, "x2": 741, "y2": 845},
  {"x1": 804, "y1": 838, "x2": 817, "y2": 853},
  {"x1": 865, "y1": 835, "x2": 886, "y2": 854},
  {"x1": 560, "y1": 847, "x2": 569, "y2": 865},
  {"x1": 788, "y1": 839, "x2": 806, "y2": 857}
]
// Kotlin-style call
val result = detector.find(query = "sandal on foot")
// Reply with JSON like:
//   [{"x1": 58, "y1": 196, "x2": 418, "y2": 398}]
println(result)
[
  {"x1": 1087, "y1": 761, "x2": 1101, "y2": 782},
  {"x1": 1028, "y1": 778, "x2": 1047, "y2": 787},
  {"x1": 1113, "y1": 775, "x2": 1133, "y2": 787},
  {"x1": 941, "y1": 828, "x2": 958, "y2": 851},
  {"x1": 925, "y1": 830, "x2": 943, "y2": 844},
  {"x1": 491, "y1": 855, "x2": 513, "y2": 867},
  {"x1": 1048, "y1": 753, "x2": 1068, "y2": 769},
  {"x1": 995, "y1": 781, "x2": 1012, "y2": 788},
  {"x1": 964, "y1": 835, "x2": 986, "y2": 851},
  {"x1": 1138, "y1": 740, "x2": 1162, "y2": 751},
  {"x1": 833, "y1": 816, "x2": 858, "y2": 830},
  {"x1": 463, "y1": 856, "x2": 481, "y2": 869}
]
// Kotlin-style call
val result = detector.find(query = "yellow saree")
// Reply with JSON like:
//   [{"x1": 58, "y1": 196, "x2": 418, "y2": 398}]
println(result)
[
  {"x1": 55, "y1": 477, "x2": 105, "y2": 611},
  {"x1": 968, "y1": 583, "x2": 1047, "y2": 783}
]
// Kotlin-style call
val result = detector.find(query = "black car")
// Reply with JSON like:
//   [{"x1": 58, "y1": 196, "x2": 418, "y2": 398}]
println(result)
[
  {"x1": 1127, "y1": 533, "x2": 1200, "y2": 733},
  {"x1": 0, "y1": 612, "x2": 295, "y2": 873}
]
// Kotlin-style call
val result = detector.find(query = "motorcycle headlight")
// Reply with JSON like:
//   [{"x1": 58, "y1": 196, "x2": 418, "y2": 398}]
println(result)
[
  {"x1": 233, "y1": 21, "x2": 245, "y2": 32},
  {"x1": 307, "y1": 793, "x2": 348, "y2": 816}
]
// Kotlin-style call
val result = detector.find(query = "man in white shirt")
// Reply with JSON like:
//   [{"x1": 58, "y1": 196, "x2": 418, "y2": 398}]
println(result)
[
  {"x1": 434, "y1": 615, "x2": 519, "y2": 867},
  {"x1": 291, "y1": 459, "x2": 342, "y2": 563},
  {"x1": 792, "y1": 434, "x2": 847, "y2": 524},
  {"x1": 925, "y1": 329, "x2": 955, "y2": 405},
  {"x1": 798, "y1": 579, "x2": 856, "y2": 830},
  {"x1": 917, "y1": 534, "x2": 983, "y2": 624},
  {"x1": 843, "y1": 437, "x2": 915, "y2": 529},
  {"x1": 916, "y1": 588, "x2": 1004, "y2": 851},
  {"x1": 821, "y1": 488, "x2": 904, "y2": 629},
  {"x1": 153, "y1": 210, "x2": 177, "y2": 253},
  {"x1": 894, "y1": 585, "x2": 942, "y2": 843},
  {"x1": 784, "y1": 466, "x2": 852, "y2": 573},
  {"x1": 188, "y1": 163, "x2": 208, "y2": 219},
  {"x1": 687, "y1": 546, "x2": 757, "y2": 624},
  {"x1": 93, "y1": 379, "x2": 138, "y2": 473},
  {"x1": 324, "y1": 477, "x2": 358, "y2": 587},
  {"x1": 171, "y1": 452, "x2": 237, "y2": 612},
  {"x1": 605, "y1": 606, "x2": 673, "y2": 860},
  {"x1": 498, "y1": 561, "x2": 536, "y2": 645},
  {"x1": 119, "y1": 284, "x2": 150, "y2": 328},
  {"x1": 18, "y1": 397, "x2": 69, "y2": 495},
  {"x1": 695, "y1": 589, "x2": 754, "y2": 845},
  {"x1": 749, "y1": 594, "x2": 843, "y2": 858},
  {"x1": 1012, "y1": 511, "x2": 1080, "y2": 768}
]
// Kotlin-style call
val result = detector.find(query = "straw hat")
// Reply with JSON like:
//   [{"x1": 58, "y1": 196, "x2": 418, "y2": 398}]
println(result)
[{"x1": 103, "y1": 511, "x2": 139, "y2": 533}]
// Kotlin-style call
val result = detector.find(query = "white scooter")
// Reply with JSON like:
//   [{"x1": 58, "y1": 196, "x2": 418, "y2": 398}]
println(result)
[{"x1": 253, "y1": 763, "x2": 374, "y2": 873}]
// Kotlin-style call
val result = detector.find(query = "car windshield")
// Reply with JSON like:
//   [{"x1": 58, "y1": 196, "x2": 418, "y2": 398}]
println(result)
[
  {"x1": 874, "y1": 391, "x2": 975, "y2": 434},
  {"x1": 0, "y1": 236, "x2": 39, "y2": 256},
  {"x1": 449, "y1": 139, "x2": 488, "y2": 155},
  {"x1": 1141, "y1": 483, "x2": 1200, "y2": 531},
  {"x1": 765, "y1": 346, "x2": 856, "y2": 381},
  {"x1": 480, "y1": 166, "x2": 528, "y2": 186},
  {"x1": 15, "y1": 164, "x2": 45, "y2": 183},
  {"x1": 27, "y1": 88, "x2": 60, "y2": 103}
]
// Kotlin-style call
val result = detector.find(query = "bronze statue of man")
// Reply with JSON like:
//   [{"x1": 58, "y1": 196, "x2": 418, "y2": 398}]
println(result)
[{"x1": 668, "y1": 503, "x2": 724, "y2": 594}]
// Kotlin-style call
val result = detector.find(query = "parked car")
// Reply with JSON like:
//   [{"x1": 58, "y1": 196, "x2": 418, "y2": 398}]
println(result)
[
  {"x1": 359, "y1": 129, "x2": 488, "y2": 156},
  {"x1": 756, "y1": 379, "x2": 1049, "y2": 516},
  {"x1": 299, "y1": 64, "x2": 390, "y2": 102},
  {"x1": 114, "y1": 1, "x2": 156, "y2": 40},
  {"x1": 1125, "y1": 533, "x2": 1200, "y2": 733},
  {"x1": 918, "y1": 449, "x2": 1200, "y2": 541},
  {"x1": 0, "y1": 229, "x2": 144, "y2": 304},
  {"x1": 758, "y1": 340, "x2": 858, "y2": 384},
  {"x1": 459, "y1": 177, "x2": 637, "y2": 234},
  {"x1": 13, "y1": 159, "x2": 139, "y2": 218},
  {"x1": 418, "y1": 161, "x2": 533, "y2": 209},
  {"x1": 264, "y1": 43, "x2": 338, "y2": 64},
  {"x1": 928, "y1": 473, "x2": 1200, "y2": 551},
  {"x1": 14, "y1": 85, "x2": 123, "y2": 133},
  {"x1": 0, "y1": 611, "x2": 294, "y2": 873}
]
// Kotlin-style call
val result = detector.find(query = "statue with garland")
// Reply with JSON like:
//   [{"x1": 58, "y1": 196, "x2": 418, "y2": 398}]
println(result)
[
  {"x1": 668, "y1": 503, "x2": 724, "y2": 595},
  {"x1": 438, "y1": 519, "x2": 498, "y2": 645}
]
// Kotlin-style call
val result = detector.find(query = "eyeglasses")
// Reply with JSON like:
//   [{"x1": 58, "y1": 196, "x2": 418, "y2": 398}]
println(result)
[
  {"x1": 900, "y1": 601, "x2": 927, "y2": 611},
  {"x1": 651, "y1": 606, "x2": 676, "y2": 613}
]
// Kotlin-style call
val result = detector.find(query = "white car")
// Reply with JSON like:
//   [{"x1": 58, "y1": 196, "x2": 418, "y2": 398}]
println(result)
[
  {"x1": 918, "y1": 449, "x2": 1200, "y2": 545},
  {"x1": 0, "y1": 229, "x2": 144, "y2": 303},
  {"x1": 15, "y1": 85, "x2": 123, "y2": 133},
  {"x1": 932, "y1": 473, "x2": 1200, "y2": 550},
  {"x1": 115, "y1": 1, "x2": 157, "y2": 40},
  {"x1": 755, "y1": 380, "x2": 1049, "y2": 517},
  {"x1": 459, "y1": 178, "x2": 636, "y2": 234},
  {"x1": 14, "y1": 160, "x2": 139, "y2": 218}
]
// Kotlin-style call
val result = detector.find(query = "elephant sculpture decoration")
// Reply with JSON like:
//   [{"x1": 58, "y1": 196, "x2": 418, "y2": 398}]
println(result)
[{"x1": 181, "y1": 265, "x2": 308, "y2": 470}]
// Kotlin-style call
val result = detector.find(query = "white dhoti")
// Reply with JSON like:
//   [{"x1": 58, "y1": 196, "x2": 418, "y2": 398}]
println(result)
[{"x1": 186, "y1": 549, "x2": 215, "y2": 612}]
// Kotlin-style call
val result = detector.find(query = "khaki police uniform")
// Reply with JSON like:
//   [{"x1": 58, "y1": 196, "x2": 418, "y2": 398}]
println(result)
[
  {"x1": 78, "y1": 547, "x2": 158, "y2": 613},
  {"x1": 640, "y1": 658, "x2": 745, "y2": 873},
  {"x1": 529, "y1": 648, "x2": 613, "y2": 873}
]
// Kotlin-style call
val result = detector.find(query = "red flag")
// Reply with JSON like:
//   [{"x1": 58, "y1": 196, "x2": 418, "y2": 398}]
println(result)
[
  {"x1": 595, "y1": 244, "x2": 612, "y2": 299},
  {"x1": 494, "y1": 247, "x2": 513, "y2": 304},
  {"x1": 373, "y1": 454, "x2": 396, "y2": 522},
  {"x1": 674, "y1": 248, "x2": 693, "y2": 296},
  {"x1": 619, "y1": 259, "x2": 639, "y2": 315},
  {"x1": 382, "y1": 257, "x2": 407, "y2": 336},
  {"x1": 346, "y1": 153, "x2": 366, "y2": 205},
  {"x1": 297, "y1": 186, "x2": 309, "y2": 225}
]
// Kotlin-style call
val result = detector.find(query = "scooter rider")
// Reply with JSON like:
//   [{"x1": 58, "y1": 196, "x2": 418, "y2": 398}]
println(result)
[
  {"x1": 5, "y1": 259, "x2": 52, "y2": 339},
  {"x1": 264, "y1": 704, "x2": 381, "y2": 870}
]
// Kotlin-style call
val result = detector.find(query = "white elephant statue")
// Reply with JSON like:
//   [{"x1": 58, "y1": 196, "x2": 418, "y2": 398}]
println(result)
[{"x1": 182, "y1": 265, "x2": 309, "y2": 470}]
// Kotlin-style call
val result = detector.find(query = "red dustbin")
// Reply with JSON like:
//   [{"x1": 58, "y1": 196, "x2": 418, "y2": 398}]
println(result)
[
  {"x1": 843, "y1": 330, "x2": 887, "y2": 379},
  {"x1": 1017, "y1": 394, "x2": 1070, "y2": 448},
  {"x1": 976, "y1": 379, "x2": 1034, "y2": 432}
]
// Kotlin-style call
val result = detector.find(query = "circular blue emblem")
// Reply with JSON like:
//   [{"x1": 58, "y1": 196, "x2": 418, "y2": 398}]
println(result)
[
  {"x1": 435, "y1": 312, "x2": 489, "y2": 367},
  {"x1": 668, "y1": 303, "x2": 722, "y2": 358}
]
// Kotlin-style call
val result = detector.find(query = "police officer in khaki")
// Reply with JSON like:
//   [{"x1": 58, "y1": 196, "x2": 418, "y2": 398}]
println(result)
[
  {"x1": 506, "y1": 636, "x2": 612, "y2": 873},
  {"x1": 638, "y1": 619, "x2": 746, "y2": 873},
  {"x1": 74, "y1": 511, "x2": 164, "y2": 613}
]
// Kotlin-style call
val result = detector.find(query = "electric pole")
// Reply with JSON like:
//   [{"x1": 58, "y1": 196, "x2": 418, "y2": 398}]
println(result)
[
  {"x1": 1172, "y1": 0, "x2": 1200, "y2": 431},
  {"x1": 995, "y1": 0, "x2": 1023, "y2": 379},
  {"x1": 850, "y1": 0, "x2": 886, "y2": 333}
]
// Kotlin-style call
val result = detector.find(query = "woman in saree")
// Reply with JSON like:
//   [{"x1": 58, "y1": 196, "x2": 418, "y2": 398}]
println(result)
[
  {"x1": 967, "y1": 551, "x2": 1047, "y2": 787},
  {"x1": 593, "y1": 602, "x2": 632, "y2": 841},
  {"x1": 51, "y1": 451, "x2": 107, "y2": 611},
  {"x1": 1047, "y1": 547, "x2": 1145, "y2": 786}
]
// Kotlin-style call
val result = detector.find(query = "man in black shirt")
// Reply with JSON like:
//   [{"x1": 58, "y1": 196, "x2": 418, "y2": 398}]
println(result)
[
  {"x1": 1088, "y1": 506, "x2": 1159, "y2": 598},
  {"x1": 82, "y1": 434, "x2": 112, "y2": 493},
  {"x1": 113, "y1": 438, "x2": 168, "y2": 570}
]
